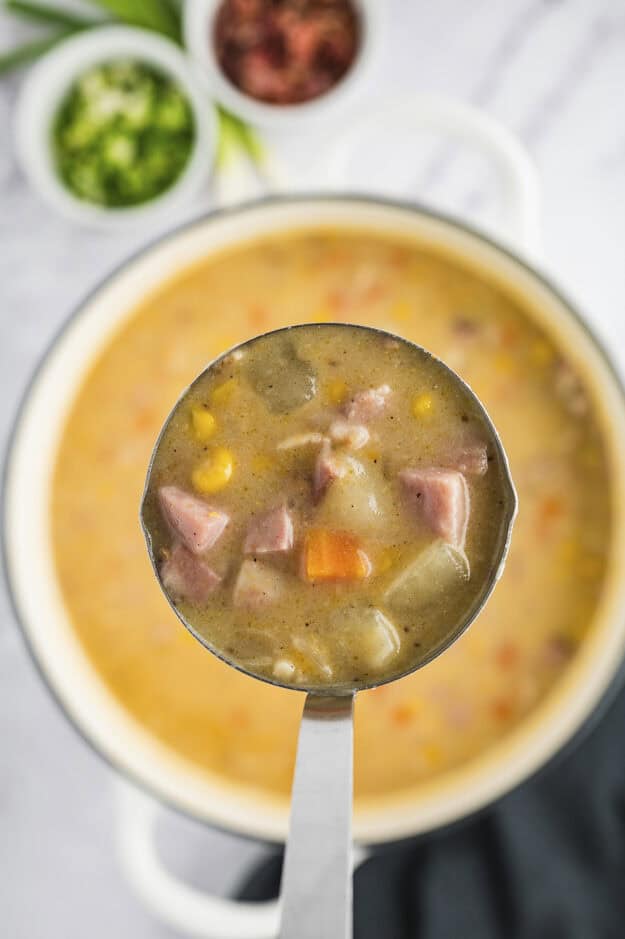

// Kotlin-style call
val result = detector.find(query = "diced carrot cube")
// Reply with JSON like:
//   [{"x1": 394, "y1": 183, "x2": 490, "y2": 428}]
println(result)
[{"x1": 303, "y1": 529, "x2": 372, "y2": 582}]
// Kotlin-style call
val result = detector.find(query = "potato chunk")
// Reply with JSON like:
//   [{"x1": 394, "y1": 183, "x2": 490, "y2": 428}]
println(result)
[
  {"x1": 242, "y1": 335, "x2": 317, "y2": 413},
  {"x1": 334, "y1": 606, "x2": 401, "y2": 671},
  {"x1": 384, "y1": 540, "x2": 470, "y2": 612},
  {"x1": 316, "y1": 457, "x2": 392, "y2": 535},
  {"x1": 292, "y1": 634, "x2": 333, "y2": 680},
  {"x1": 233, "y1": 559, "x2": 287, "y2": 609}
]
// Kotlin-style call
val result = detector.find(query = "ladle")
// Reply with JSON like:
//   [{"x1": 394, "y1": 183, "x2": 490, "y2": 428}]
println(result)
[{"x1": 141, "y1": 324, "x2": 517, "y2": 939}]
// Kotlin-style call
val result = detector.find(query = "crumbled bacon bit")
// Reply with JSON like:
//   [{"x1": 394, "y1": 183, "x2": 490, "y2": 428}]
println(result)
[{"x1": 214, "y1": 0, "x2": 360, "y2": 106}]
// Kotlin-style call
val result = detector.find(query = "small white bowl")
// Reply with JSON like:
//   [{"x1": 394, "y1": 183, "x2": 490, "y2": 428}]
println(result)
[
  {"x1": 15, "y1": 26, "x2": 218, "y2": 230},
  {"x1": 183, "y1": 0, "x2": 385, "y2": 129}
]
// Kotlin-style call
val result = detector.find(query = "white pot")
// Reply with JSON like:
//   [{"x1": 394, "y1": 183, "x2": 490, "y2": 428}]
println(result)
[{"x1": 5, "y1": 101, "x2": 625, "y2": 938}]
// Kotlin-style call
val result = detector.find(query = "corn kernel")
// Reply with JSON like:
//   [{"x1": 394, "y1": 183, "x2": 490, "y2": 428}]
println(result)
[
  {"x1": 324, "y1": 378, "x2": 348, "y2": 406},
  {"x1": 494, "y1": 352, "x2": 515, "y2": 376},
  {"x1": 530, "y1": 338, "x2": 554, "y2": 367},
  {"x1": 190, "y1": 406, "x2": 216, "y2": 441},
  {"x1": 390, "y1": 299, "x2": 412, "y2": 323},
  {"x1": 412, "y1": 392, "x2": 433, "y2": 418},
  {"x1": 216, "y1": 334, "x2": 237, "y2": 354},
  {"x1": 211, "y1": 379, "x2": 236, "y2": 406},
  {"x1": 192, "y1": 447, "x2": 234, "y2": 493},
  {"x1": 311, "y1": 307, "x2": 332, "y2": 323},
  {"x1": 422, "y1": 743, "x2": 443, "y2": 767}
]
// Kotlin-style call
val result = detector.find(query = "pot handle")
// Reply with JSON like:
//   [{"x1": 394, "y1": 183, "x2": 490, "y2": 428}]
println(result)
[
  {"x1": 114, "y1": 780, "x2": 281, "y2": 939},
  {"x1": 114, "y1": 780, "x2": 369, "y2": 937},
  {"x1": 322, "y1": 94, "x2": 542, "y2": 259}
]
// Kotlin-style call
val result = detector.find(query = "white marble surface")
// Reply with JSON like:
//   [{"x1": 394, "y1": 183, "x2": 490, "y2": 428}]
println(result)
[{"x1": 2, "y1": 1, "x2": 625, "y2": 936}]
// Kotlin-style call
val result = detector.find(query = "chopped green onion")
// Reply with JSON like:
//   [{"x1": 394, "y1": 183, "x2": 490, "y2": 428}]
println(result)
[{"x1": 52, "y1": 59, "x2": 195, "y2": 207}]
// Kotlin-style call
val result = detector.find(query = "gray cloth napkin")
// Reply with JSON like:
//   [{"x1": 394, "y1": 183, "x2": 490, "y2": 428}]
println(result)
[{"x1": 237, "y1": 678, "x2": 625, "y2": 938}]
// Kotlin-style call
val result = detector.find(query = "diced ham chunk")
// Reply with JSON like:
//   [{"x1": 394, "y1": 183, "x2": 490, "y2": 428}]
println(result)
[
  {"x1": 542, "y1": 634, "x2": 576, "y2": 667},
  {"x1": 400, "y1": 467, "x2": 470, "y2": 549},
  {"x1": 554, "y1": 362, "x2": 588, "y2": 416},
  {"x1": 329, "y1": 419, "x2": 369, "y2": 450},
  {"x1": 244, "y1": 504, "x2": 294, "y2": 555},
  {"x1": 313, "y1": 440, "x2": 347, "y2": 502},
  {"x1": 160, "y1": 543, "x2": 221, "y2": 604},
  {"x1": 344, "y1": 384, "x2": 391, "y2": 423},
  {"x1": 233, "y1": 559, "x2": 285, "y2": 610},
  {"x1": 159, "y1": 486, "x2": 229, "y2": 554},
  {"x1": 444, "y1": 442, "x2": 489, "y2": 476}
]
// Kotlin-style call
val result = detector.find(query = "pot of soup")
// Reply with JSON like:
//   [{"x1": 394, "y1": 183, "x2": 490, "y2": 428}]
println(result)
[{"x1": 4, "y1": 111, "x2": 625, "y2": 939}]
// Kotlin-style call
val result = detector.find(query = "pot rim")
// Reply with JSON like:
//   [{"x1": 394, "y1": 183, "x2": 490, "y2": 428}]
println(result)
[{"x1": 4, "y1": 193, "x2": 625, "y2": 846}]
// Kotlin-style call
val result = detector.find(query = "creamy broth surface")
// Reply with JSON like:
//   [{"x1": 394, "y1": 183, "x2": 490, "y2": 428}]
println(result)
[{"x1": 52, "y1": 231, "x2": 611, "y2": 799}]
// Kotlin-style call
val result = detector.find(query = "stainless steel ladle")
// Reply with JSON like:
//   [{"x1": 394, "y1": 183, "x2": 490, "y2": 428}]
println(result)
[{"x1": 141, "y1": 324, "x2": 517, "y2": 939}]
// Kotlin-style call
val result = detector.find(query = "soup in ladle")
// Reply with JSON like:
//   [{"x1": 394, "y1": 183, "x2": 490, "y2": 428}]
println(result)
[{"x1": 141, "y1": 324, "x2": 515, "y2": 692}]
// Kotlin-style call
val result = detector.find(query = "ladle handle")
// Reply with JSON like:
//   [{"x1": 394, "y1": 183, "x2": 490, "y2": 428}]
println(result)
[{"x1": 279, "y1": 693, "x2": 355, "y2": 939}]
